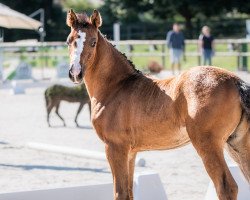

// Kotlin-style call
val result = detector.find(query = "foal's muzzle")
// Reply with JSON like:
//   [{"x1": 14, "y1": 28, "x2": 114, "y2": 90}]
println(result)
[{"x1": 69, "y1": 65, "x2": 83, "y2": 84}]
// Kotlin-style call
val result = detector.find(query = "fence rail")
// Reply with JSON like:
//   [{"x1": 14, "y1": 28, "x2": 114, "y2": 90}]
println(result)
[
  {"x1": 1, "y1": 39, "x2": 250, "y2": 47},
  {"x1": 0, "y1": 39, "x2": 250, "y2": 47},
  {"x1": 0, "y1": 39, "x2": 250, "y2": 72}
]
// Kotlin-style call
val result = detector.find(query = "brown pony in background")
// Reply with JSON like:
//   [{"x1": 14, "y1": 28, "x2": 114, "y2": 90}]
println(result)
[
  {"x1": 66, "y1": 9, "x2": 250, "y2": 200},
  {"x1": 45, "y1": 83, "x2": 90, "y2": 127}
]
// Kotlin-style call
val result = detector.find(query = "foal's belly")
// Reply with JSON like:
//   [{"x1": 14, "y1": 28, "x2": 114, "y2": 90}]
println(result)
[{"x1": 133, "y1": 124, "x2": 191, "y2": 151}]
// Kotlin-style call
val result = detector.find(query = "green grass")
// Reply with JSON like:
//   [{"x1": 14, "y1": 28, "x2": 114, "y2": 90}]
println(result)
[
  {"x1": 124, "y1": 45, "x2": 239, "y2": 71},
  {"x1": 3, "y1": 43, "x2": 248, "y2": 72},
  {"x1": 7, "y1": 70, "x2": 16, "y2": 80},
  {"x1": 120, "y1": 43, "x2": 241, "y2": 71}
]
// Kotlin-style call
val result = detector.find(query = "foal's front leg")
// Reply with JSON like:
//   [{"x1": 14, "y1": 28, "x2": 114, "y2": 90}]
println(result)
[
  {"x1": 74, "y1": 103, "x2": 84, "y2": 127},
  {"x1": 105, "y1": 144, "x2": 130, "y2": 200},
  {"x1": 128, "y1": 152, "x2": 137, "y2": 199}
]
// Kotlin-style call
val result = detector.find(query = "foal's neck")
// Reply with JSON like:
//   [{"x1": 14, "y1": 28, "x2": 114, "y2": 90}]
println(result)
[{"x1": 84, "y1": 31, "x2": 137, "y2": 99}]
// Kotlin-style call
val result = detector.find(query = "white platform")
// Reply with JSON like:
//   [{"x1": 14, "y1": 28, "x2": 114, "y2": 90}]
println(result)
[
  {"x1": 0, "y1": 171, "x2": 167, "y2": 200},
  {"x1": 134, "y1": 171, "x2": 168, "y2": 200},
  {"x1": 10, "y1": 80, "x2": 25, "y2": 94},
  {"x1": 0, "y1": 184, "x2": 113, "y2": 200}
]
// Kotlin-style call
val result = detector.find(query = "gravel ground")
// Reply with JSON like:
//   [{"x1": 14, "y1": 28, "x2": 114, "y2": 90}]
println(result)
[{"x1": 0, "y1": 70, "x2": 248, "y2": 200}]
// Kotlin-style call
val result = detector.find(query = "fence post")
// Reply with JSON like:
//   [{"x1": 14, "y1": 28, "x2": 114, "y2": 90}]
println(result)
[
  {"x1": 237, "y1": 45, "x2": 241, "y2": 71},
  {"x1": 126, "y1": 44, "x2": 132, "y2": 60},
  {"x1": 197, "y1": 42, "x2": 201, "y2": 66},
  {"x1": 161, "y1": 44, "x2": 166, "y2": 67},
  {"x1": 113, "y1": 23, "x2": 120, "y2": 50},
  {"x1": 242, "y1": 42, "x2": 248, "y2": 71},
  {"x1": 45, "y1": 46, "x2": 49, "y2": 68},
  {"x1": 198, "y1": 51, "x2": 201, "y2": 65},
  {"x1": 0, "y1": 30, "x2": 3, "y2": 83},
  {"x1": 40, "y1": 43, "x2": 45, "y2": 79}
]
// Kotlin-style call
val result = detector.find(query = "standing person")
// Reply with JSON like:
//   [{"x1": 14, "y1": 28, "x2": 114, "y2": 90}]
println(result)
[
  {"x1": 199, "y1": 26, "x2": 214, "y2": 65},
  {"x1": 166, "y1": 23, "x2": 185, "y2": 75}
]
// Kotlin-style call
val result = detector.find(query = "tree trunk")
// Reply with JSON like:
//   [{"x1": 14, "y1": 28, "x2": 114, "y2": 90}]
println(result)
[{"x1": 184, "y1": 16, "x2": 193, "y2": 39}]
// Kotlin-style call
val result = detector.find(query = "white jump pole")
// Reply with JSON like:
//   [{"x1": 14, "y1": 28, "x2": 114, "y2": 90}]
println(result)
[
  {"x1": 0, "y1": 183, "x2": 113, "y2": 200},
  {"x1": 26, "y1": 142, "x2": 146, "y2": 167}
]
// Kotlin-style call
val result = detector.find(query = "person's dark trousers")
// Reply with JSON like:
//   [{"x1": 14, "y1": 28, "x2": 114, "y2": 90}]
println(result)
[{"x1": 203, "y1": 49, "x2": 213, "y2": 65}]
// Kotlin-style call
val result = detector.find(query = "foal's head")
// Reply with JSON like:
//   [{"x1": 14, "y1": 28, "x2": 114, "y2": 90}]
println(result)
[{"x1": 66, "y1": 9, "x2": 102, "y2": 83}]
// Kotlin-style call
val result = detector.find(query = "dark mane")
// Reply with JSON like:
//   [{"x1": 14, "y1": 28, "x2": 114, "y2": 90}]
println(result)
[
  {"x1": 99, "y1": 31, "x2": 141, "y2": 74},
  {"x1": 114, "y1": 45, "x2": 141, "y2": 74}
]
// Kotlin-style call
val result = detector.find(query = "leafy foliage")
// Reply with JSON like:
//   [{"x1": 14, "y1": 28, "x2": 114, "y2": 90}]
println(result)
[
  {"x1": 60, "y1": 0, "x2": 95, "y2": 12},
  {"x1": 1, "y1": 0, "x2": 250, "y2": 41},
  {"x1": 101, "y1": 0, "x2": 250, "y2": 38}
]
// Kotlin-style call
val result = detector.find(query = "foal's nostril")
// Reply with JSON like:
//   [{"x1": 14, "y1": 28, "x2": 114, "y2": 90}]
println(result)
[
  {"x1": 68, "y1": 70, "x2": 73, "y2": 80},
  {"x1": 78, "y1": 70, "x2": 83, "y2": 79},
  {"x1": 68, "y1": 67, "x2": 83, "y2": 83}
]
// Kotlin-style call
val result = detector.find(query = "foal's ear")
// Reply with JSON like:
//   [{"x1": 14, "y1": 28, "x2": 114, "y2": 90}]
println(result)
[
  {"x1": 67, "y1": 9, "x2": 77, "y2": 27},
  {"x1": 90, "y1": 10, "x2": 102, "y2": 28}
]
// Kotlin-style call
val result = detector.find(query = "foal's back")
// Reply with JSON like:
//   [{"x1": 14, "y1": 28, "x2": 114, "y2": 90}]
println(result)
[
  {"x1": 94, "y1": 66, "x2": 241, "y2": 151},
  {"x1": 45, "y1": 84, "x2": 89, "y2": 103}
]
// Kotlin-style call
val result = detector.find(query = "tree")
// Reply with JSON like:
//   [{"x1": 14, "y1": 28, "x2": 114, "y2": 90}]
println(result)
[
  {"x1": 231, "y1": 0, "x2": 250, "y2": 14},
  {"x1": 102, "y1": 0, "x2": 235, "y2": 38},
  {"x1": 152, "y1": 0, "x2": 227, "y2": 37},
  {"x1": 60, "y1": 0, "x2": 96, "y2": 13},
  {"x1": 101, "y1": 0, "x2": 153, "y2": 24}
]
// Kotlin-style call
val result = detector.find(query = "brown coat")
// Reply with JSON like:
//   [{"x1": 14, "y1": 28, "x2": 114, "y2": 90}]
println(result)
[{"x1": 66, "y1": 10, "x2": 250, "y2": 200}]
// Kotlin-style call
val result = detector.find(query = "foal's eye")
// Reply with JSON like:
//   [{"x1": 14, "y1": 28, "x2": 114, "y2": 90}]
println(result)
[
  {"x1": 66, "y1": 35, "x2": 73, "y2": 46},
  {"x1": 66, "y1": 39, "x2": 72, "y2": 47},
  {"x1": 91, "y1": 41, "x2": 96, "y2": 47}
]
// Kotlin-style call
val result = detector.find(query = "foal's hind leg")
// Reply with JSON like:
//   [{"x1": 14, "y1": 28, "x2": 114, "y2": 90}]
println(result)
[
  {"x1": 75, "y1": 103, "x2": 84, "y2": 127},
  {"x1": 188, "y1": 131, "x2": 238, "y2": 200},
  {"x1": 88, "y1": 101, "x2": 91, "y2": 120},
  {"x1": 226, "y1": 116, "x2": 250, "y2": 183},
  {"x1": 46, "y1": 103, "x2": 53, "y2": 127},
  {"x1": 55, "y1": 103, "x2": 66, "y2": 126}
]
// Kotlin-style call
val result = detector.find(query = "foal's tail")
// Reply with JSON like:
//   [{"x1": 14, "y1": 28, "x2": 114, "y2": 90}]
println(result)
[
  {"x1": 228, "y1": 79, "x2": 250, "y2": 182},
  {"x1": 44, "y1": 89, "x2": 50, "y2": 110},
  {"x1": 235, "y1": 79, "x2": 250, "y2": 119},
  {"x1": 45, "y1": 89, "x2": 48, "y2": 106}
]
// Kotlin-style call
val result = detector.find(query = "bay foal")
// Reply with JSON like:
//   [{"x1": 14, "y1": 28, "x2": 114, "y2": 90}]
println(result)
[
  {"x1": 66, "y1": 9, "x2": 250, "y2": 200},
  {"x1": 45, "y1": 83, "x2": 90, "y2": 127}
]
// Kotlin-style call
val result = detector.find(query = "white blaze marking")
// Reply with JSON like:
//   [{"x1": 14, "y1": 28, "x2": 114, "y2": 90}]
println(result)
[{"x1": 71, "y1": 31, "x2": 86, "y2": 77}]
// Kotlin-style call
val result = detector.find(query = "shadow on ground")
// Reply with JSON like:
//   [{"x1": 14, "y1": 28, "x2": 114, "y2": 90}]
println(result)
[
  {"x1": 0, "y1": 163, "x2": 109, "y2": 173},
  {"x1": 0, "y1": 141, "x2": 9, "y2": 145},
  {"x1": 48, "y1": 125, "x2": 93, "y2": 130},
  {"x1": 77, "y1": 125, "x2": 92, "y2": 129}
]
